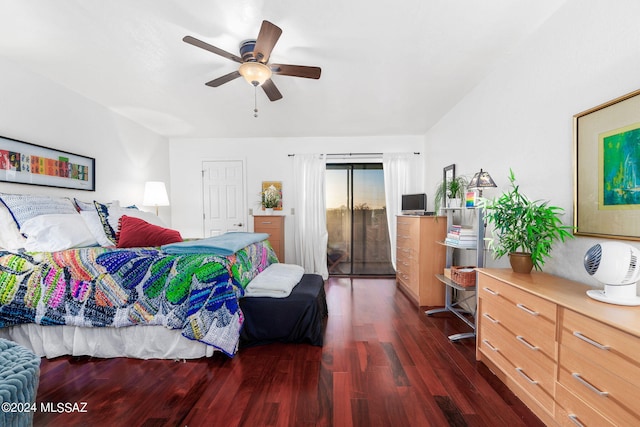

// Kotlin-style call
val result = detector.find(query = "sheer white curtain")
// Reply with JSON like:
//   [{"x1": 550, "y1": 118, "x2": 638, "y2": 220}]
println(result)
[
  {"x1": 383, "y1": 152, "x2": 422, "y2": 269},
  {"x1": 292, "y1": 154, "x2": 329, "y2": 279}
]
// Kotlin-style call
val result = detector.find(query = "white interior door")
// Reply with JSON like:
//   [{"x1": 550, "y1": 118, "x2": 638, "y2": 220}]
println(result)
[{"x1": 202, "y1": 160, "x2": 246, "y2": 236}]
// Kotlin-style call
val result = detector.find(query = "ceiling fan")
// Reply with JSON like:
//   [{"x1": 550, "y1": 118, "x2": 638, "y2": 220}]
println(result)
[{"x1": 183, "y1": 20, "x2": 321, "y2": 102}]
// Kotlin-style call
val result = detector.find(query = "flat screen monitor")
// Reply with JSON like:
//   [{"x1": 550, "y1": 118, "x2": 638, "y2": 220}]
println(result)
[{"x1": 401, "y1": 193, "x2": 427, "y2": 214}]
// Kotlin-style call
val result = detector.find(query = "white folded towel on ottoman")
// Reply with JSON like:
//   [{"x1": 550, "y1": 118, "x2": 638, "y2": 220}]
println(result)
[{"x1": 245, "y1": 263, "x2": 305, "y2": 298}]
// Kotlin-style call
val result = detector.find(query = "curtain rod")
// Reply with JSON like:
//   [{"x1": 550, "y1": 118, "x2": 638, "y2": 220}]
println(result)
[{"x1": 287, "y1": 152, "x2": 420, "y2": 157}]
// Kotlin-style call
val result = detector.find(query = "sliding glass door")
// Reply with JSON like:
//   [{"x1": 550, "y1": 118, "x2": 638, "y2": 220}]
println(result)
[{"x1": 326, "y1": 163, "x2": 394, "y2": 276}]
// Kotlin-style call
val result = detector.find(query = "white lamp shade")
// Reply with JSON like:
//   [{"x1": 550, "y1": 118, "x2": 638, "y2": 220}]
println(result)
[{"x1": 143, "y1": 181, "x2": 170, "y2": 207}]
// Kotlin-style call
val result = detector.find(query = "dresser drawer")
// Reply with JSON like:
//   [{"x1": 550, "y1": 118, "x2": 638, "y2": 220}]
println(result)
[
  {"x1": 559, "y1": 308, "x2": 640, "y2": 385},
  {"x1": 558, "y1": 345, "x2": 640, "y2": 426},
  {"x1": 254, "y1": 216, "x2": 284, "y2": 262},
  {"x1": 254, "y1": 218, "x2": 282, "y2": 231},
  {"x1": 479, "y1": 275, "x2": 557, "y2": 320},
  {"x1": 396, "y1": 249, "x2": 413, "y2": 274},
  {"x1": 478, "y1": 277, "x2": 556, "y2": 358},
  {"x1": 396, "y1": 238, "x2": 418, "y2": 253},
  {"x1": 480, "y1": 295, "x2": 556, "y2": 362},
  {"x1": 396, "y1": 245, "x2": 412, "y2": 261},
  {"x1": 555, "y1": 382, "x2": 615, "y2": 427},
  {"x1": 397, "y1": 258, "x2": 418, "y2": 289},
  {"x1": 479, "y1": 314, "x2": 555, "y2": 413},
  {"x1": 397, "y1": 219, "x2": 419, "y2": 243},
  {"x1": 396, "y1": 216, "x2": 416, "y2": 230}
]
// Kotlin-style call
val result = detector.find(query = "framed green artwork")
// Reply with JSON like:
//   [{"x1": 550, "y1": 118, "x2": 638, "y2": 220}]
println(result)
[{"x1": 574, "y1": 88, "x2": 640, "y2": 240}]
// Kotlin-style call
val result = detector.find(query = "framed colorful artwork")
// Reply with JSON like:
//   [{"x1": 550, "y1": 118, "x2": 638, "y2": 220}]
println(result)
[
  {"x1": 574, "y1": 88, "x2": 640, "y2": 240},
  {"x1": 465, "y1": 191, "x2": 477, "y2": 208},
  {"x1": 261, "y1": 181, "x2": 283, "y2": 211},
  {"x1": 0, "y1": 135, "x2": 95, "y2": 191}
]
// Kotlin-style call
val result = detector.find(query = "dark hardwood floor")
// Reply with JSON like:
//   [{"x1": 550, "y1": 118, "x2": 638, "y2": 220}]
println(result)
[{"x1": 33, "y1": 278, "x2": 543, "y2": 427}]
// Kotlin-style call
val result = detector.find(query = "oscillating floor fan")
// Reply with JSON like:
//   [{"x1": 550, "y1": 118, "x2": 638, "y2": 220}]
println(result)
[{"x1": 584, "y1": 242, "x2": 640, "y2": 306}]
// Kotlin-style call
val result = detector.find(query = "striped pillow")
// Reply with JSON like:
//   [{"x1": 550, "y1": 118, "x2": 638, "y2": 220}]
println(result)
[{"x1": 0, "y1": 193, "x2": 77, "y2": 228}]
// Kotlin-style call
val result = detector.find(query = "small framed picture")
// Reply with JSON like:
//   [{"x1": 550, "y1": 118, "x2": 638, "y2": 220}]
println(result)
[{"x1": 465, "y1": 191, "x2": 477, "y2": 208}]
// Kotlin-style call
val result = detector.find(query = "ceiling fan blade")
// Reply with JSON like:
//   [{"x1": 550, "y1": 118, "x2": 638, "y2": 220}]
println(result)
[
  {"x1": 205, "y1": 71, "x2": 241, "y2": 87},
  {"x1": 253, "y1": 20, "x2": 282, "y2": 63},
  {"x1": 262, "y1": 79, "x2": 283, "y2": 101},
  {"x1": 183, "y1": 35, "x2": 243, "y2": 63},
  {"x1": 270, "y1": 64, "x2": 321, "y2": 79}
]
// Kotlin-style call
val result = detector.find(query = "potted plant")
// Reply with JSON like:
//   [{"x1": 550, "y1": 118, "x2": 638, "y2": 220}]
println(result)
[
  {"x1": 261, "y1": 184, "x2": 280, "y2": 214},
  {"x1": 482, "y1": 169, "x2": 573, "y2": 273},
  {"x1": 434, "y1": 175, "x2": 469, "y2": 212}
]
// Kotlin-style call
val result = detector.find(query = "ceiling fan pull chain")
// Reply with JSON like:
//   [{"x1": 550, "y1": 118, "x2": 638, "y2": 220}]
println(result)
[{"x1": 254, "y1": 85, "x2": 259, "y2": 118}]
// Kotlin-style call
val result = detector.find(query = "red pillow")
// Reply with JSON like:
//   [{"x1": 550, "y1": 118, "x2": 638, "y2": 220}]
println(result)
[{"x1": 116, "y1": 215, "x2": 183, "y2": 248}]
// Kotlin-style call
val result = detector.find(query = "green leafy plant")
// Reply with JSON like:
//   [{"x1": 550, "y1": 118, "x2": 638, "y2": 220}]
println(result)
[
  {"x1": 434, "y1": 175, "x2": 469, "y2": 212},
  {"x1": 261, "y1": 185, "x2": 281, "y2": 209},
  {"x1": 482, "y1": 169, "x2": 573, "y2": 271}
]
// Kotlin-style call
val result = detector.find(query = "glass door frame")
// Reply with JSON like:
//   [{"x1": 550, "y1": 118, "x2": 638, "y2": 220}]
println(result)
[{"x1": 326, "y1": 162, "x2": 393, "y2": 276}]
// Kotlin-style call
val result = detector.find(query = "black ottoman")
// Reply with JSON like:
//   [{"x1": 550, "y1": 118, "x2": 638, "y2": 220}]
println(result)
[{"x1": 239, "y1": 274, "x2": 327, "y2": 348}]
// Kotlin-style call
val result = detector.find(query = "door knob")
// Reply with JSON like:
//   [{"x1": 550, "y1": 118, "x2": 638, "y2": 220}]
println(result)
[{"x1": 234, "y1": 223, "x2": 243, "y2": 227}]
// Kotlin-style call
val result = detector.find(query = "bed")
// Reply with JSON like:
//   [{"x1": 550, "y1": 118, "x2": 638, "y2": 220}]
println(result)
[
  {"x1": 0, "y1": 192, "x2": 327, "y2": 359},
  {"x1": 0, "y1": 240, "x2": 277, "y2": 358},
  {"x1": 0, "y1": 193, "x2": 327, "y2": 359}
]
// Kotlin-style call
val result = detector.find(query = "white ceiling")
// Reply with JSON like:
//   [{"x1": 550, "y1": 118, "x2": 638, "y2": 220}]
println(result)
[{"x1": 0, "y1": 0, "x2": 566, "y2": 139}]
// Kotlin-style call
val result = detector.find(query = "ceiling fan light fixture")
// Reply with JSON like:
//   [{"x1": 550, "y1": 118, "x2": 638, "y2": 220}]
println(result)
[{"x1": 238, "y1": 62, "x2": 272, "y2": 86}]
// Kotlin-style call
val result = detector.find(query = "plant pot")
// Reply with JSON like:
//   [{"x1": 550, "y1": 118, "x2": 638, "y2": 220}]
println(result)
[
  {"x1": 448, "y1": 198, "x2": 461, "y2": 208},
  {"x1": 264, "y1": 208, "x2": 274, "y2": 215},
  {"x1": 509, "y1": 252, "x2": 534, "y2": 274}
]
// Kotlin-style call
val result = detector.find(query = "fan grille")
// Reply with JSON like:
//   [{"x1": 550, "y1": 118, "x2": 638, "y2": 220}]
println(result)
[
  {"x1": 584, "y1": 244, "x2": 602, "y2": 276},
  {"x1": 626, "y1": 250, "x2": 639, "y2": 282}
]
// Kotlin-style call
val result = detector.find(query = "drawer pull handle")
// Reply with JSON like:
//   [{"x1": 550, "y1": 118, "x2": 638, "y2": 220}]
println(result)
[
  {"x1": 571, "y1": 373, "x2": 609, "y2": 397},
  {"x1": 567, "y1": 414, "x2": 585, "y2": 427},
  {"x1": 482, "y1": 339, "x2": 498, "y2": 352},
  {"x1": 515, "y1": 368, "x2": 538, "y2": 385},
  {"x1": 516, "y1": 303, "x2": 539, "y2": 316},
  {"x1": 483, "y1": 287, "x2": 499, "y2": 296},
  {"x1": 516, "y1": 335, "x2": 539, "y2": 351},
  {"x1": 482, "y1": 313, "x2": 499, "y2": 324},
  {"x1": 260, "y1": 221, "x2": 273, "y2": 224},
  {"x1": 573, "y1": 331, "x2": 610, "y2": 351}
]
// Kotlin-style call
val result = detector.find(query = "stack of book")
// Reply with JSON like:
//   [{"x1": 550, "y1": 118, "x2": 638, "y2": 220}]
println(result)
[{"x1": 445, "y1": 225, "x2": 477, "y2": 248}]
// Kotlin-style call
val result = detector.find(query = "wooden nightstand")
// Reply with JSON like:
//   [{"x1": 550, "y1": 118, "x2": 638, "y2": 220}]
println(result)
[{"x1": 253, "y1": 215, "x2": 285, "y2": 262}]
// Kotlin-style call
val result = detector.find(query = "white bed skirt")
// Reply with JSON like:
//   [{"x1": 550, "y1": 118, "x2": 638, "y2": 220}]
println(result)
[{"x1": 0, "y1": 324, "x2": 216, "y2": 360}]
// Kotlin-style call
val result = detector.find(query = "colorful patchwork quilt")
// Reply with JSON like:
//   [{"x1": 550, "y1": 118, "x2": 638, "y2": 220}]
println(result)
[{"x1": 0, "y1": 240, "x2": 277, "y2": 356}]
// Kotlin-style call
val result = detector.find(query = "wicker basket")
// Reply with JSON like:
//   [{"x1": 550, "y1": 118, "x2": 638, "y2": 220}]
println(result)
[{"x1": 451, "y1": 266, "x2": 476, "y2": 287}]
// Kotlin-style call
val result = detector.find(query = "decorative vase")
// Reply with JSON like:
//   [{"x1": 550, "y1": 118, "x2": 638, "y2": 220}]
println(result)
[
  {"x1": 509, "y1": 252, "x2": 534, "y2": 274},
  {"x1": 449, "y1": 198, "x2": 461, "y2": 208},
  {"x1": 264, "y1": 208, "x2": 274, "y2": 215}
]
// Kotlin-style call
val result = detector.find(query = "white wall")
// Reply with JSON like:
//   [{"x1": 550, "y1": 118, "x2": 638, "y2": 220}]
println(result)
[
  {"x1": 169, "y1": 136, "x2": 424, "y2": 261},
  {"x1": 423, "y1": 0, "x2": 640, "y2": 285},
  {"x1": 0, "y1": 58, "x2": 171, "y2": 222}
]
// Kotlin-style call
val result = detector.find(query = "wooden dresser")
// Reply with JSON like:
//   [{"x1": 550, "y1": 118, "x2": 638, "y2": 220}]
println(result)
[
  {"x1": 253, "y1": 215, "x2": 285, "y2": 262},
  {"x1": 476, "y1": 268, "x2": 640, "y2": 427},
  {"x1": 395, "y1": 215, "x2": 446, "y2": 306}
]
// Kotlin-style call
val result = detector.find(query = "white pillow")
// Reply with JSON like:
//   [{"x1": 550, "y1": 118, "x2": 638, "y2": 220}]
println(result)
[
  {"x1": 79, "y1": 210, "x2": 114, "y2": 247},
  {"x1": 0, "y1": 203, "x2": 26, "y2": 250},
  {"x1": 20, "y1": 213, "x2": 98, "y2": 252}
]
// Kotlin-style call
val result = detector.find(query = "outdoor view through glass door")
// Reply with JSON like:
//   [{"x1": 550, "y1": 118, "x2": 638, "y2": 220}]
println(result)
[{"x1": 326, "y1": 163, "x2": 394, "y2": 276}]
